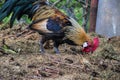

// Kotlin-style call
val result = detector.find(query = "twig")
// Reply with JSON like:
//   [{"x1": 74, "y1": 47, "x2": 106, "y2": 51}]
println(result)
[
  {"x1": 52, "y1": 0, "x2": 62, "y2": 7},
  {"x1": 77, "y1": 0, "x2": 90, "y2": 7},
  {"x1": 16, "y1": 29, "x2": 35, "y2": 37},
  {"x1": 52, "y1": 0, "x2": 61, "y2": 7}
]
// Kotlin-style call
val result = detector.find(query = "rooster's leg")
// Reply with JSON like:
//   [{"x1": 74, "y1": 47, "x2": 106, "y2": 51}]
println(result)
[
  {"x1": 39, "y1": 36, "x2": 47, "y2": 53},
  {"x1": 53, "y1": 41, "x2": 60, "y2": 54}
]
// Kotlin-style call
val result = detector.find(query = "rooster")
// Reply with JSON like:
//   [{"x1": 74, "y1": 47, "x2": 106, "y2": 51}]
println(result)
[{"x1": 0, "y1": 0, "x2": 99, "y2": 53}]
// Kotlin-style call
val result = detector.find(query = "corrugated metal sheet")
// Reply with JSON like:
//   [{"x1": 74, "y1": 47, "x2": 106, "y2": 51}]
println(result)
[{"x1": 96, "y1": 0, "x2": 120, "y2": 38}]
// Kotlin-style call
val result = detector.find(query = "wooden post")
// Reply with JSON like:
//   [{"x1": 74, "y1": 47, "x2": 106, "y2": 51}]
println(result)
[{"x1": 89, "y1": 0, "x2": 98, "y2": 32}]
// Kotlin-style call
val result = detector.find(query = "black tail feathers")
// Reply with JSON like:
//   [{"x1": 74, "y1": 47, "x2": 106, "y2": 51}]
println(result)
[{"x1": 0, "y1": 0, "x2": 48, "y2": 28}]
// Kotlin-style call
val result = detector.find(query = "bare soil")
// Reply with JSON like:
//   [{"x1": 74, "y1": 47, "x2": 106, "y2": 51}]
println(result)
[{"x1": 0, "y1": 26, "x2": 120, "y2": 80}]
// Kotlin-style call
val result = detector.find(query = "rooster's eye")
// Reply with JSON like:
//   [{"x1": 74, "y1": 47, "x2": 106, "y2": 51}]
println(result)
[{"x1": 83, "y1": 42, "x2": 88, "y2": 48}]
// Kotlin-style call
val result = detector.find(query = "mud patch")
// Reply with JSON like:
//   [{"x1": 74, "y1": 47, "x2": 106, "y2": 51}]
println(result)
[{"x1": 0, "y1": 27, "x2": 120, "y2": 80}]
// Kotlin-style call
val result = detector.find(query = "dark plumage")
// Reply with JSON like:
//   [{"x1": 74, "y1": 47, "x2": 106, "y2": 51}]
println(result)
[{"x1": 47, "y1": 18, "x2": 62, "y2": 32}]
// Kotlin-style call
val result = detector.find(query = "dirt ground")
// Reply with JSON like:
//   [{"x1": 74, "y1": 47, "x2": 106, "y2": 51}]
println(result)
[{"x1": 0, "y1": 26, "x2": 120, "y2": 80}]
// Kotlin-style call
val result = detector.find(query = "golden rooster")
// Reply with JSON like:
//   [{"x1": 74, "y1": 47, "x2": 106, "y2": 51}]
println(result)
[{"x1": 0, "y1": 0, "x2": 98, "y2": 54}]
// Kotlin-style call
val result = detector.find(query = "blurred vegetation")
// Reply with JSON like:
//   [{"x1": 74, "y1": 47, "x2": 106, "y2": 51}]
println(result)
[
  {"x1": 0, "y1": 0, "x2": 91, "y2": 31},
  {"x1": 50, "y1": 0, "x2": 91, "y2": 31}
]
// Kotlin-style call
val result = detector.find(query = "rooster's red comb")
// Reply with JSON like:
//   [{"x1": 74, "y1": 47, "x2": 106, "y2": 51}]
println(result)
[{"x1": 82, "y1": 37, "x2": 99, "y2": 53}]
